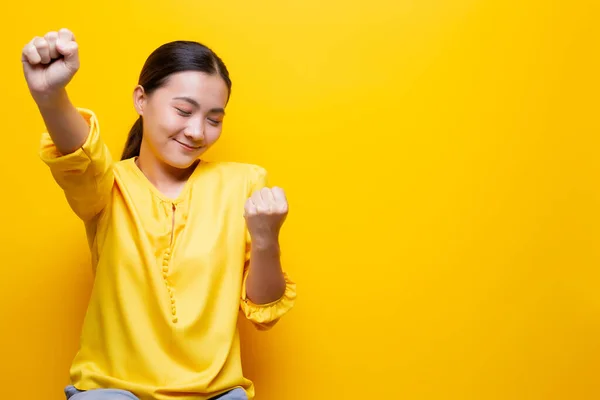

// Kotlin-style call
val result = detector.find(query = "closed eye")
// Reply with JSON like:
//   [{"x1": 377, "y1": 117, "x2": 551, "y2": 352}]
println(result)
[
  {"x1": 208, "y1": 118, "x2": 222, "y2": 126},
  {"x1": 175, "y1": 107, "x2": 192, "y2": 117}
]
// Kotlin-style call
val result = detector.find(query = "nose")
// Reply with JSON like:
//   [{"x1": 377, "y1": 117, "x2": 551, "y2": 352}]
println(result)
[{"x1": 184, "y1": 119, "x2": 205, "y2": 142}]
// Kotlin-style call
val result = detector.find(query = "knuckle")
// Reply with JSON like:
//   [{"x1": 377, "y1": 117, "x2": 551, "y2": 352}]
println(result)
[
  {"x1": 61, "y1": 28, "x2": 75, "y2": 40},
  {"x1": 24, "y1": 44, "x2": 39, "y2": 59}
]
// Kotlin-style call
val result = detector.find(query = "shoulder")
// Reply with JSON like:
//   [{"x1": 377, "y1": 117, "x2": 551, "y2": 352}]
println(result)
[
  {"x1": 112, "y1": 157, "x2": 137, "y2": 175},
  {"x1": 203, "y1": 161, "x2": 269, "y2": 193},
  {"x1": 208, "y1": 160, "x2": 265, "y2": 173},
  {"x1": 205, "y1": 161, "x2": 267, "y2": 180}
]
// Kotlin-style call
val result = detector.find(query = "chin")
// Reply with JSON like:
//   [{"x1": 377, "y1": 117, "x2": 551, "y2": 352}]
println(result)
[
  {"x1": 162, "y1": 148, "x2": 205, "y2": 169},
  {"x1": 155, "y1": 140, "x2": 209, "y2": 170},
  {"x1": 164, "y1": 155, "x2": 200, "y2": 170}
]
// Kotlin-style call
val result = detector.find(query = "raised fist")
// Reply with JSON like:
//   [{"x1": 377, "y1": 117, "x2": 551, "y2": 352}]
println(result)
[{"x1": 22, "y1": 28, "x2": 80, "y2": 103}]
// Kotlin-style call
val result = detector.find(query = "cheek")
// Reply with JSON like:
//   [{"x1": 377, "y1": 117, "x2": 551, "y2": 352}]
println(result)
[
  {"x1": 147, "y1": 113, "x2": 183, "y2": 142},
  {"x1": 205, "y1": 126, "x2": 223, "y2": 144}
]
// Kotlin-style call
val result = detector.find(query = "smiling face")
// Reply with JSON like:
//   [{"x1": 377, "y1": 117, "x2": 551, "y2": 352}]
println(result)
[{"x1": 134, "y1": 70, "x2": 230, "y2": 169}]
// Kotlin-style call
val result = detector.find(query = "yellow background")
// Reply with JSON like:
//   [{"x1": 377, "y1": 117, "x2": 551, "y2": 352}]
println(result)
[{"x1": 1, "y1": 0, "x2": 599, "y2": 399}]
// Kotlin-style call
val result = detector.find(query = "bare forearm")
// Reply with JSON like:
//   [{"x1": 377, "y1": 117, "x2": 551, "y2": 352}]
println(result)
[
  {"x1": 246, "y1": 238, "x2": 286, "y2": 304},
  {"x1": 36, "y1": 89, "x2": 89, "y2": 155}
]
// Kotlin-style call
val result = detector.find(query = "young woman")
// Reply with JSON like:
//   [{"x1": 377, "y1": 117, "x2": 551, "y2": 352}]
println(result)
[{"x1": 22, "y1": 28, "x2": 296, "y2": 400}]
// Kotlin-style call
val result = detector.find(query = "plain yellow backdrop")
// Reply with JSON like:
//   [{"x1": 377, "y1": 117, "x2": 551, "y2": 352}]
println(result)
[{"x1": 1, "y1": 0, "x2": 600, "y2": 399}]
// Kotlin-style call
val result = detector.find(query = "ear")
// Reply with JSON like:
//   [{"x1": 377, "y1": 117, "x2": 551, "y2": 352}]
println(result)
[{"x1": 133, "y1": 85, "x2": 146, "y2": 116}]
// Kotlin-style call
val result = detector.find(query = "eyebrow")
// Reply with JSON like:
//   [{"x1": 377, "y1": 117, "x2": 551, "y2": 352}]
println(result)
[{"x1": 173, "y1": 96, "x2": 225, "y2": 114}]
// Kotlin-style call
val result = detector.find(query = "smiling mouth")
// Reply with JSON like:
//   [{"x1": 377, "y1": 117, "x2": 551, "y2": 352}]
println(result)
[{"x1": 174, "y1": 139, "x2": 202, "y2": 150}]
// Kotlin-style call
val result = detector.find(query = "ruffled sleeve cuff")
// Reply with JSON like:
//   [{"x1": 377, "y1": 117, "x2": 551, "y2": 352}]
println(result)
[{"x1": 240, "y1": 272, "x2": 297, "y2": 330}]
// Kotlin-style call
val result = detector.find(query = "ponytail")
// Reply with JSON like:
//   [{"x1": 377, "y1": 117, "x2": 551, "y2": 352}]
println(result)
[{"x1": 121, "y1": 117, "x2": 143, "y2": 160}]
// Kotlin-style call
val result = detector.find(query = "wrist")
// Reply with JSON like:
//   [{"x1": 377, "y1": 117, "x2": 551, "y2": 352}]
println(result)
[
  {"x1": 251, "y1": 234, "x2": 280, "y2": 251},
  {"x1": 34, "y1": 88, "x2": 70, "y2": 110}
]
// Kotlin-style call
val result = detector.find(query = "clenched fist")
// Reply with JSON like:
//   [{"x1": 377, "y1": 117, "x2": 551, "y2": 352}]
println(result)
[
  {"x1": 21, "y1": 28, "x2": 80, "y2": 103},
  {"x1": 244, "y1": 187, "x2": 289, "y2": 243}
]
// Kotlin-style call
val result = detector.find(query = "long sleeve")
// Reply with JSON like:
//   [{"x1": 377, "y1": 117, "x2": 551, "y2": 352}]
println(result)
[
  {"x1": 39, "y1": 108, "x2": 114, "y2": 222},
  {"x1": 239, "y1": 165, "x2": 297, "y2": 330}
]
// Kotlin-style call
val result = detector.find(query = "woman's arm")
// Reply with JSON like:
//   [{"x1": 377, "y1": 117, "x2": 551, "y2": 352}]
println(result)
[
  {"x1": 244, "y1": 186, "x2": 289, "y2": 304},
  {"x1": 36, "y1": 89, "x2": 90, "y2": 155},
  {"x1": 26, "y1": 29, "x2": 115, "y2": 221},
  {"x1": 246, "y1": 235, "x2": 287, "y2": 304},
  {"x1": 23, "y1": 28, "x2": 88, "y2": 154}
]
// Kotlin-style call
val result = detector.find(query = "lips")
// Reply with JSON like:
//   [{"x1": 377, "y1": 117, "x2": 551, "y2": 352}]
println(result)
[{"x1": 174, "y1": 139, "x2": 202, "y2": 151}]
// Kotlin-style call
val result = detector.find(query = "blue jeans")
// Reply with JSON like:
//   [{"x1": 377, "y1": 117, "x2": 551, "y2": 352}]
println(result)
[{"x1": 64, "y1": 385, "x2": 248, "y2": 400}]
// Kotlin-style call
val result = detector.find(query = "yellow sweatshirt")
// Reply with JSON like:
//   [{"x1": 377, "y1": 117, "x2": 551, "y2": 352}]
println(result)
[{"x1": 39, "y1": 108, "x2": 296, "y2": 400}]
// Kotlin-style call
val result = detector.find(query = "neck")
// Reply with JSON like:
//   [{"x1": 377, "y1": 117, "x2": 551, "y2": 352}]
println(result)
[{"x1": 136, "y1": 146, "x2": 198, "y2": 199}]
